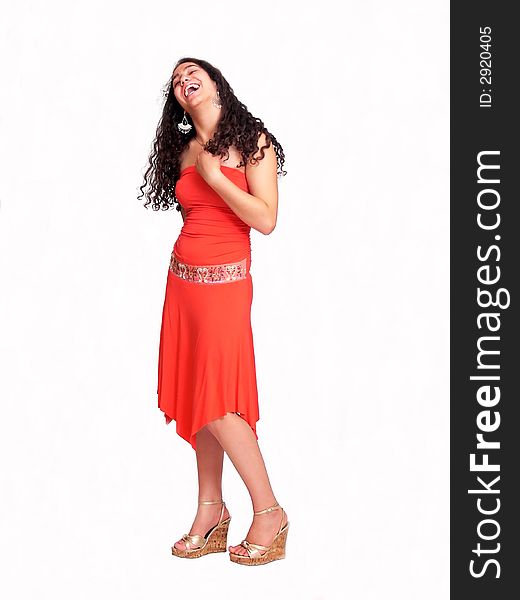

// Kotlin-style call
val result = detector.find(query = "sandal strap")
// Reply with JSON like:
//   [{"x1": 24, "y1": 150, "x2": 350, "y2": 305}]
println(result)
[
  {"x1": 276, "y1": 508, "x2": 286, "y2": 536},
  {"x1": 179, "y1": 500, "x2": 228, "y2": 551},
  {"x1": 232, "y1": 504, "x2": 287, "y2": 558},
  {"x1": 182, "y1": 533, "x2": 206, "y2": 550},
  {"x1": 199, "y1": 499, "x2": 226, "y2": 524},
  {"x1": 253, "y1": 503, "x2": 286, "y2": 537},
  {"x1": 253, "y1": 502, "x2": 280, "y2": 516},
  {"x1": 241, "y1": 539, "x2": 270, "y2": 559}
]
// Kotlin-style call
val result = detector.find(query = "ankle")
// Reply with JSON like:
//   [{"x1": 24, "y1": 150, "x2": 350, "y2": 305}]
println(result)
[
  {"x1": 252, "y1": 500, "x2": 279, "y2": 515},
  {"x1": 198, "y1": 497, "x2": 223, "y2": 504}
]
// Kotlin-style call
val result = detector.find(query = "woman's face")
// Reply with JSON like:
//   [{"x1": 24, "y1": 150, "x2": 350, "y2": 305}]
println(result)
[{"x1": 172, "y1": 62, "x2": 217, "y2": 111}]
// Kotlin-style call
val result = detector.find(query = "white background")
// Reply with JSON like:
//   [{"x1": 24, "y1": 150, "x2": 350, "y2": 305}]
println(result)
[{"x1": 0, "y1": 1, "x2": 449, "y2": 598}]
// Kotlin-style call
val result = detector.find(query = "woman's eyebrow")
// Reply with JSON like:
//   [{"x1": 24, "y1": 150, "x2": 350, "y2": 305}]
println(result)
[{"x1": 172, "y1": 64, "x2": 197, "y2": 83}]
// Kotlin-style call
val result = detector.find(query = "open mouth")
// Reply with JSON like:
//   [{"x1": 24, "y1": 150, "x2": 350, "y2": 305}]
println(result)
[{"x1": 184, "y1": 83, "x2": 200, "y2": 98}]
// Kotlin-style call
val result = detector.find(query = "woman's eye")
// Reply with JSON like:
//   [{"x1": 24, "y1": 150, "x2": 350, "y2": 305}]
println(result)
[{"x1": 173, "y1": 68, "x2": 198, "y2": 87}]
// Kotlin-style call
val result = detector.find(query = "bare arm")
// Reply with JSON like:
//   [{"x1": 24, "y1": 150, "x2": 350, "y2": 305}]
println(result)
[{"x1": 204, "y1": 133, "x2": 278, "y2": 235}]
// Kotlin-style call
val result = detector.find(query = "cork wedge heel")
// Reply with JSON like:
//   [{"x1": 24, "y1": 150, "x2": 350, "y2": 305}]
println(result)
[
  {"x1": 229, "y1": 502, "x2": 289, "y2": 566},
  {"x1": 171, "y1": 499, "x2": 231, "y2": 559}
]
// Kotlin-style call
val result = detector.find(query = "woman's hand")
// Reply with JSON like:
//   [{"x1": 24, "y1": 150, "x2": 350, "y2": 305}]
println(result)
[{"x1": 194, "y1": 150, "x2": 223, "y2": 186}]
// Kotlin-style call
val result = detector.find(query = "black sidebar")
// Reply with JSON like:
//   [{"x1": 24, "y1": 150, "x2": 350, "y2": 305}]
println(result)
[{"x1": 451, "y1": 3, "x2": 519, "y2": 598}]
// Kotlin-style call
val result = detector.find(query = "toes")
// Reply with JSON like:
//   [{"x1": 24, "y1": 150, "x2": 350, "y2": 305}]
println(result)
[{"x1": 229, "y1": 544, "x2": 245, "y2": 555}]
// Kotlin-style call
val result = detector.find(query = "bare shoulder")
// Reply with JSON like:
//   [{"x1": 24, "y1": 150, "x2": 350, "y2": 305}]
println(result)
[
  {"x1": 246, "y1": 132, "x2": 277, "y2": 177},
  {"x1": 249, "y1": 132, "x2": 276, "y2": 163},
  {"x1": 245, "y1": 131, "x2": 278, "y2": 226}
]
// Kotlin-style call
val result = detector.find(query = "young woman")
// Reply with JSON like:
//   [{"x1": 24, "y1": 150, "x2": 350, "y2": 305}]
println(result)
[{"x1": 138, "y1": 57, "x2": 289, "y2": 566}]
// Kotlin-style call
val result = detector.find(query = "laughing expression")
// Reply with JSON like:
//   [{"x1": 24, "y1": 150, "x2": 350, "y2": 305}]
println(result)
[{"x1": 172, "y1": 62, "x2": 216, "y2": 108}]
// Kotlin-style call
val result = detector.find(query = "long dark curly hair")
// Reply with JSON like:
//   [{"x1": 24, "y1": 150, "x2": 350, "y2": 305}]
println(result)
[{"x1": 138, "y1": 57, "x2": 287, "y2": 212}]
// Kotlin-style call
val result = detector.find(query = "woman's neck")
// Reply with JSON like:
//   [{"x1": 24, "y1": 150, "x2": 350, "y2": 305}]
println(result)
[{"x1": 189, "y1": 105, "x2": 222, "y2": 143}]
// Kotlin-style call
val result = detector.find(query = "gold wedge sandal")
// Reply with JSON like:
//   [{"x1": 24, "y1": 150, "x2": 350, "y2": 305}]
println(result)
[
  {"x1": 229, "y1": 501, "x2": 289, "y2": 566},
  {"x1": 171, "y1": 499, "x2": 231, "y2": 559}
]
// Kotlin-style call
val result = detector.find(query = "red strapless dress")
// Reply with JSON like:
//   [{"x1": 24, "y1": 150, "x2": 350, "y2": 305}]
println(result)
[{"x1": 157, "y1": 165, "x2": 259, "y2": 450}]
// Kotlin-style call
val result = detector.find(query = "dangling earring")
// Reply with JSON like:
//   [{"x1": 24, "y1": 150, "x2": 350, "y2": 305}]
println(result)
[
  {"x1": 212, "y1": 90, "x2": 222, "y2": 109},
  {"x1": 177, "y1": 110, "x2": 193, "y2": 134}
]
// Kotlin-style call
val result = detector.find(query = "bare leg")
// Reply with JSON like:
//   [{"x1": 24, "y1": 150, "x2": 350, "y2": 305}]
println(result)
[
  {"x1": 173, "y1": 426, "x2": 231, "y2": 551},
  {"x1": 205, "y1": 412, "x2": 288, "y2": 557}
]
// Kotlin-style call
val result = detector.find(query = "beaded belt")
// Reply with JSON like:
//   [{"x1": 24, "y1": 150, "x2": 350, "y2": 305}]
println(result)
[{"x1": 169, "y1": 254, "x2": 248, "y2": 284}]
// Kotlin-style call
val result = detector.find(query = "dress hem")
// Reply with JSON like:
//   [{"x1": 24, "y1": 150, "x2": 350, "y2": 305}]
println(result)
[{"x1": 158, "y1": 405, "x2": 259, "y2": 451}]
